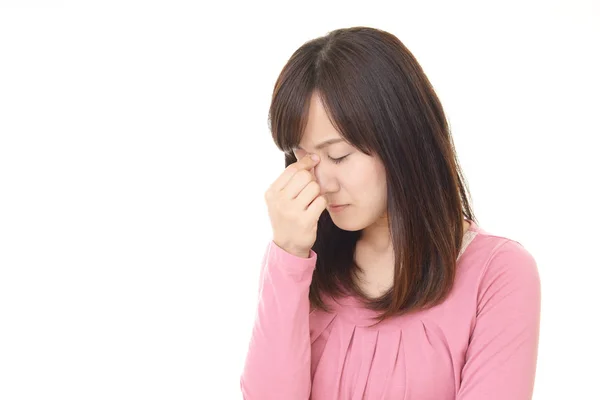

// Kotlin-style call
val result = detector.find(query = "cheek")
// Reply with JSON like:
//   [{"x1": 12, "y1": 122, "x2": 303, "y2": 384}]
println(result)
[
  {"x1": 348, "y1": 164, "x2": 385, "y2": 196},
  {"x1": 340, "y1": 165, "x2": 372, "y2": 191}
]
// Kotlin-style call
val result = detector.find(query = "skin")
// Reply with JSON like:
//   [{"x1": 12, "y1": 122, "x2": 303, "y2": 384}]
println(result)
[
  {"x1": 294, "y1": 92, "x2": 469, "y2": 296},
  {"x1": 293, "y1": 92, "x2": 389, "y2": 243}
]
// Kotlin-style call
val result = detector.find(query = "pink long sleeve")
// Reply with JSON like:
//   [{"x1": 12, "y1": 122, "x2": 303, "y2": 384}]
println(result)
[
  {"x1": 240, "y1": 240, "x2": 316, "y2": 400},
  {"x1": 456, "y1": 240, "x2": 541, "y2": 399}
]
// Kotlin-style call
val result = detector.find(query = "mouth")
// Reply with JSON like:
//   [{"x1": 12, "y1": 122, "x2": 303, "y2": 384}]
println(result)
[{"x1": 328, "y1": 204, "x2": 349, "y2": 213}]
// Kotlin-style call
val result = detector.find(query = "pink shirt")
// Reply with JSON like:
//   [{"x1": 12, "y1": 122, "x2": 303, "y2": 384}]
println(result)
[{"x1": 240, "y1": 220, "x2": 541, "y2": 399}]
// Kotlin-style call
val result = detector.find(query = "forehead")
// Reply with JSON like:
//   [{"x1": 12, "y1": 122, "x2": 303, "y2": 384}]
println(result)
[{"x1": 296, "y1": 93, "x2": 343, "y2": 151}]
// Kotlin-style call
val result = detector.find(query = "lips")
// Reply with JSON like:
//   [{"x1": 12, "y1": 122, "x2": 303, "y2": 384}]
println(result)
[{"x1": 328, "y1": 204, "x2": 349, "y2": 213}]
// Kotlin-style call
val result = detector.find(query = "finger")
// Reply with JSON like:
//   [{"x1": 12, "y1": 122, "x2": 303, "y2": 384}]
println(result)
[
  {"x1": 295, "y1": 180, "x2": 321, "y2": 207},
  {"x1": 281, "y1": 169, "x2": 314, "y2": 200},
  {"x1": 271, "y1": 153, "x2": 320, "y2": 192},
  {"x1": 307, "y1": 194, "x2": 327, "y2": 220}
]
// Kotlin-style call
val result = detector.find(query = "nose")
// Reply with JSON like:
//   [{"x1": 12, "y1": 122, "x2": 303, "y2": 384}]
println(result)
[{"x1": 312, "y1": 163, "x2": 338, "y2": 196}]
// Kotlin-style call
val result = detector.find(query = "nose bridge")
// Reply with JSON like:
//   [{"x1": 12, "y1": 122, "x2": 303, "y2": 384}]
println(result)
[{"x1": 313, "y1": 163, "x2": 337, "y2": 195}]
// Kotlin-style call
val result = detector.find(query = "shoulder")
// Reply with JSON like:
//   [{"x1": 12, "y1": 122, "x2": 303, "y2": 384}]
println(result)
[
  {"x1": 464, "y1": 226, "x2": 539, "y2": 274},
  {"x1": 458, "y1": 228, "x2": 541, "y2": 304},
  {"x1": 473, "y1": 232, "x2": 539, "y2": 284},
  {"x1": 469, "y1": 233, "x2": 541, "y2": 315}
]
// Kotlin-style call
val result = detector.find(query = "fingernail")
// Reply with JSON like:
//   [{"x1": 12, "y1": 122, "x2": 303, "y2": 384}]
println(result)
[{"x1": 311, "y1": 154, "x2": 319, "y2": 162}]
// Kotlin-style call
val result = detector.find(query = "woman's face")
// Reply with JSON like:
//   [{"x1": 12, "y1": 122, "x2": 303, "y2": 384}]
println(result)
[{"x1": 292, "y1": 92, "x2": 387, "y2": 232}]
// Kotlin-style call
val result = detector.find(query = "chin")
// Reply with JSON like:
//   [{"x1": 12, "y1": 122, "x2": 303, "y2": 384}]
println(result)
[{"x1": 328, "y1": 214, "x2": 366, "y2": 232}]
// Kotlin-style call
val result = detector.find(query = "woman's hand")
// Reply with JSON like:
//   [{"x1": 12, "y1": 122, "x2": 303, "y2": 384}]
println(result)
[{"x1": 264, "y1": 153, "x2": 326, "y2": 258}]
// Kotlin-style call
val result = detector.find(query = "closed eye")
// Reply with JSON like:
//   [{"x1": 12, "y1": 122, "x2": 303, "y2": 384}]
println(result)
[{"x1": 329, "y1": 155, "x2": 349, "y2": 164}]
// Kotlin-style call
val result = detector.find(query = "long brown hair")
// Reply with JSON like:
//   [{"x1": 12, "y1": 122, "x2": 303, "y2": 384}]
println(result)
[{"x1": 268, "y1": 26, "x2": 477, "y2": 324}]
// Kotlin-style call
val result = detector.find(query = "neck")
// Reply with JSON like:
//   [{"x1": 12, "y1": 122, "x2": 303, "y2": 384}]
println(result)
[
  {"x1": 358, "y1": 214, "x2": 391, "y2": 254},
  {"x1": 358, "y1": 217, "x2": 470, "y2": 254}
]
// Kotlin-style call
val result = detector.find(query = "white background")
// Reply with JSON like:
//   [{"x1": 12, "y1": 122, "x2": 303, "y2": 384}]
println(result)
[{"x1": 1, "y1": 1, "x2": 598, "y2": 399}]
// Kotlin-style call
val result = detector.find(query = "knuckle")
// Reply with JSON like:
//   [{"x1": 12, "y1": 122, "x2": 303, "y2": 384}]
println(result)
[
  {"x1": 297, "y1": 169, "x2": 311, "y2": 181},
  {"x1": 308, "y1": 181, "x2": 320, "y2": 191},
  {"x1": 314, "y1": 196, "x2": 325, "y2": 207}
]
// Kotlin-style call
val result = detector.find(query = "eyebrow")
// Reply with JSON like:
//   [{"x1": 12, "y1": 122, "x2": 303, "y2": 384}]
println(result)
[{"x1": 296, "y1": 138, "x2": 345, "y2": 152}]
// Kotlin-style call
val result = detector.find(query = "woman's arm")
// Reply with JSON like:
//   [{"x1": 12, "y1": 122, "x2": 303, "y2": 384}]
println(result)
[
  {"x1": 240, "y1": 240, "x2": 316, "y2": 400},
  {"x1": 457, "y1": 240, "x2": 542, "y2": 399}
]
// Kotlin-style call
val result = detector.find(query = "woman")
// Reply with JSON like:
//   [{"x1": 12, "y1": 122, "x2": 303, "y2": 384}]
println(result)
[{"x1": 240, "y1": 26, "x2": 541, "y2": 400}]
